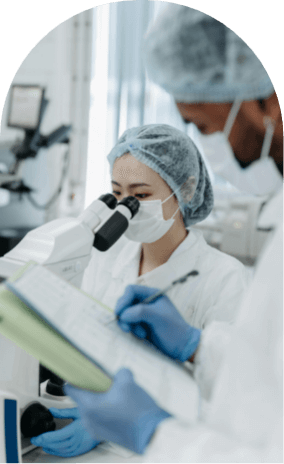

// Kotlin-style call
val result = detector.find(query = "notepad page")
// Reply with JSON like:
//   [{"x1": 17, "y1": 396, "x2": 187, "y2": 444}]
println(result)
[{"x1": 8, "y1": 264, "x2": 198, "y2": 421}]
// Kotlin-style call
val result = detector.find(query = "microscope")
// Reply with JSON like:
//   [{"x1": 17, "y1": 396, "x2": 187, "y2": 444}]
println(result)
[{"x1": 0, "y1": 86, "x2": 140, "y2": 462}]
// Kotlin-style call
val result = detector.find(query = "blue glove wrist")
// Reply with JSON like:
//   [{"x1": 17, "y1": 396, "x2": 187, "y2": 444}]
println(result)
[
  {"x1": 179, "y1": 326, "x2": 201, "y2": 362},
  {"x1": 134, "y1": 408, "x2": 171, "y2": 454},
  {"x1": 65, "y1": 369, "x2": 172, "y2": 456}
]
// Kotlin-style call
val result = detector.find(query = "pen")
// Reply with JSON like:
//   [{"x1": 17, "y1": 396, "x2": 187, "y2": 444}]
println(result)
[
  {"x1": 141, "y1": 270, "x2": 199, "y2": 304},
  {"x1": 106, "y1": 270, "x2": 199, "y2": 326}
]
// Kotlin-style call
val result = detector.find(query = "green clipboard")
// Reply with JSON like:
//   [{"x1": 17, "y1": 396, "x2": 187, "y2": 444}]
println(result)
[{"x1": 0, "y1": 262, "x2": 112, "y2": 392}]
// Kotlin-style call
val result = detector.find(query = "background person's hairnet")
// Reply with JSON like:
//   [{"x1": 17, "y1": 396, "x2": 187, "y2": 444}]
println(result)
[
  {"x1": 144, "y1": 4, "x2": 274, "y2": 103},
  {"x1": 107, "y1": 124, "x2": 214, "y2": 227}
]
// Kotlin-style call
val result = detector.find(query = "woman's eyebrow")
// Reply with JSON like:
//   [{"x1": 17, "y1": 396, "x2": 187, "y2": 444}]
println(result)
[{"x1": 111, "y1": 180, "x2": 151, "y2": 188}]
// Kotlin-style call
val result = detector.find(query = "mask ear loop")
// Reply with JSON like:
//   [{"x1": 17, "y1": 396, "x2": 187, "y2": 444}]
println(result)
[
  {"x1": 260, "y1": 117, "x2": 276, "y2": 160},
  {"x1": 161, "y1": 190, "x2": 176, "y2": 204},
  {"x1": 223, "y1": 99, "x2": 243, "y2": 139},
  {"x1": 161, "y1": 189, "x2": 181, "y2": 220},
  {"x1": 170, "y1": 205, "x2": 181, "y2": 220},
  {"x1": 161, "y1": 184, "x2": 183, "y2": 205}
]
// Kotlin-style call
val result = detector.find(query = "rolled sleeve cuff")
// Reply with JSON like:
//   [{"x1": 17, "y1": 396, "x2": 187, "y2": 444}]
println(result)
[{"x1": 179, "y1": 327, "x2": 201, "y2": 362}]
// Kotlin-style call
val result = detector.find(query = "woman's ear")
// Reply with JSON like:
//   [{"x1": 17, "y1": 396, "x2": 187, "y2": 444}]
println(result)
[{"x1": 180, "y1": 176, "x2": 197, "y2": 203}]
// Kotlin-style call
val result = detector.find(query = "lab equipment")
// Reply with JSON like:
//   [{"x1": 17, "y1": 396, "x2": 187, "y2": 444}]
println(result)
[
  {"x1": 0, "y1": 188, "x2": 10, "y2": 207},
  {"x1": 115, "y1": 284, "x2": 201, "y2": 362},
  {"x1": 124, "y1": 191, "x2": 180, "y2": 243},
  {"x1": 7, "y1": 85, "x2": 45, "y2": 130},
  {"x1": 0, "y1": 193, "x2": 139, "y2": 462},
  {"x1": 107, "y1": 124, "x2": 214, "y2": 227},
  {"x1": 193, "y1": 193, "x2": 273, "y2": 266},
  {"x1": 144, "y1": 5, "x2": 274, "y2": 103},
  {"x1": 20, "y1": 402, "x2": 56, "y2": 438},
  {"x1": 1, "y1": 84, "x2": 72, "y2": 196},
  {"x1": 0, "y1": 193, "x2": 139, "y2": 285},
  {"x1": 65, "y1": 369, "x2": 171, "y2": 455},
  {"x1": 30, "y1": 407, "x2": 101, "y2": 457}
]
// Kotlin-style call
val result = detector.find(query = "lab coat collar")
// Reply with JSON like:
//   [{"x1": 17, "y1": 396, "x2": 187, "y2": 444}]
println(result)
[
  {"x1": 111, "y1": 228, "x2": 202, "y2": 282},
  {"x1": 111, "y1": 240, "x2": 141, "y2": 279},
  {"x1": 136, "y1": 229, "x2": 201, "y2": 287}
]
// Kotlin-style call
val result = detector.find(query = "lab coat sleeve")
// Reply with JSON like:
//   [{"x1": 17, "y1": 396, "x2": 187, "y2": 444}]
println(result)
[
  {"x1": 144, "y1": 223, "x2": 283, "y2": 463},
  {"x1": 199, "y1": 258, "x2": 250, "y2": 328},
  {"x1": 144, "y1": 415, "x2": 281, "y2": 463},
  {"x1": 193, "y1": 321, "x2": 233, "y2": 401},
  {"x1": 192, "y1": 261, "x2": 248, "y2": 402}
]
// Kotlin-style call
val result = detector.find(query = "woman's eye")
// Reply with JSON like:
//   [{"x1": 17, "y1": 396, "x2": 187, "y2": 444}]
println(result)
[
  {"x1": 112, "y1": 191, "x2": 121, "y2": 196},
  {"x1": 135, "y1": 193, "x2": 149, "y2": 199}
]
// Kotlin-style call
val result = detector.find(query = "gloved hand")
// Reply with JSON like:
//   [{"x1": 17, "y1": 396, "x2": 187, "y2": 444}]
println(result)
[
  {"x1": 65, "y1": 368, "x2": 171, "y2": 455},
  {"x1": 115, "y1": 285, "x2": 201, "y2": 362},
  {"x1": 30, "y1": 408, "x2": 101, "y2": 457}
]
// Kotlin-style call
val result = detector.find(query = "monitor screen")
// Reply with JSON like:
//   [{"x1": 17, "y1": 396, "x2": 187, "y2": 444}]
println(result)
[{"x1": 7, "y1": 85, "x2": 44, "y2": 130}]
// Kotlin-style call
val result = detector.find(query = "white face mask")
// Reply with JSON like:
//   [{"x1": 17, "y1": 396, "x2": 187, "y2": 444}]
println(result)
[
  {"x1": 124, "y1": 192, "x2": 179, "y2": 243},
  {"x1": 198, "y1": 100, "x2": 282, "y2": 196}
]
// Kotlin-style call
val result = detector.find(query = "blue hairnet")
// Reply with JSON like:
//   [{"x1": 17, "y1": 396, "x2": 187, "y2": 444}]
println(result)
[
  {"x1": 144, "y1": 5, "x2": 274, "y2": 103},
  {"x1": 107, "y1": 124, "x2": 214, "y2": 227}
]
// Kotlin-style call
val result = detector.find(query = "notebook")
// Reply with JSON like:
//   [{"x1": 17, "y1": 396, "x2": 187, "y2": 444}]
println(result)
[{"x1": 0, "y1": 262, "x2": 198, "y2": 421}]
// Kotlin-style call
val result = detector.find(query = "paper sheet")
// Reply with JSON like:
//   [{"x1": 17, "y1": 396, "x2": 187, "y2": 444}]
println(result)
[{"x1": 5, "y1": 263, "x2": 198, "y2": 421}]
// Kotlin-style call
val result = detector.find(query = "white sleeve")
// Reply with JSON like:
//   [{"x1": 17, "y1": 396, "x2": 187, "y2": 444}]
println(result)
[
  {"x1": 193, "y1": 321, "x2": 233, "y2": 401},
  {"x1": 144, "y1": 223, "x2": 283, "y2": 463},
  {"x1": 199, "y1": 260, "x2": 250, "y2": 328},
  {"x1": 144, "y1": 416, "x2": 282, "y2": 463}
]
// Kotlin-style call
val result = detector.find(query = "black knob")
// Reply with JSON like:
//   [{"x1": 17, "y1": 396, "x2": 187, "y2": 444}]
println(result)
[
  {"x1": 46, "y1": 379, "x2": 66, "y2": 396},
  {"x1": 118, "y1": 196, "x2": 140, "y2": 218},
  {"x1": 99, "y1": 193, "x2": 117, "y2": 210},
  {"x1": 40, "y1": 365, "x2": 64, "y2": 385},
  {"x1": 39, "y1": 365, "x2": 66, "y2": 397},
  {"x1": 21, "y1": 403, "x2": 56, "y2": 438}
]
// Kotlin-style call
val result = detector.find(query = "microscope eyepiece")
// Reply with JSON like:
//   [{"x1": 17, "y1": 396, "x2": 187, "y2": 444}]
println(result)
[
  {"x1": 118, "y1": 196, "x2": 140, "y2": 218},
  {"x1": 99, "y1": 193, "x2": 117, "y2": 210}
]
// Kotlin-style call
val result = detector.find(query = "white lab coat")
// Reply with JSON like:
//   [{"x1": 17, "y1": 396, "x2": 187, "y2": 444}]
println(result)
[
  {"x1": 144, "y1": 189, "x2": 283, "y2": 463},
  {"x1": 82, "y1": 228, "x2": 248, "y2": 329}
]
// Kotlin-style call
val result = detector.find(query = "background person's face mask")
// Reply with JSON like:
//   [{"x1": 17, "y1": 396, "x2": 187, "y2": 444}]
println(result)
[
  {"x1": 124, "y1": 192, "x2": 179, "y2": 243},
  {"x1": 198, "y1": 100, "x2": 282, "y2": 196}
]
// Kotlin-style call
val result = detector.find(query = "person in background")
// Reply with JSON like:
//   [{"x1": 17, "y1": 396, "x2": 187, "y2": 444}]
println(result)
[{"x1": 144, "y1": 4, "x2": 283, "y2": 197}]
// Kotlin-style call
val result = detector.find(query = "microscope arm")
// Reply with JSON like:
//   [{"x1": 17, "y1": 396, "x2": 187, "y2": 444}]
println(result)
[{"x1": 0, "y1": 194, "x2": 139, "y2": 287}]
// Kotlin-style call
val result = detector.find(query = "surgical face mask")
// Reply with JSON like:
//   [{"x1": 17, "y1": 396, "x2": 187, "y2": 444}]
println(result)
[
  {"x1": 124, "y1": 192, "x2": 180, "y2": 243},
  {"x1": 198, "y1": 100, "x2": 282, "y2": 196}
]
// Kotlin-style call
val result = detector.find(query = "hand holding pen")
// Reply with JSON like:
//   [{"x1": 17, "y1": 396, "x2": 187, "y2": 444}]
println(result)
[
  {"x1": 107, "y1": 269, "x2": 199, "y2": 325},
  {"x1": 114, "y1": 271, "x2": 201, "y2": 362}
]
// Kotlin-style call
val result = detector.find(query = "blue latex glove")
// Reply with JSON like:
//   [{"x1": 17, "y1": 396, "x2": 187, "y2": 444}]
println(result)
[
  {"x1": 115, "y1": 285, "x2": 201, "y2": 362},
  {"x1": 64, "y1": 368, "x2": 171, "y2": 454},
  {"x1": 30, "y1": 408, "x2": 101, "y2": 457}
]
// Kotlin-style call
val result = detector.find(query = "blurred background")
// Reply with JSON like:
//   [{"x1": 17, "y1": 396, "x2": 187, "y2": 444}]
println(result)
[{"x1": 0, "y1": 1, "x2": 278, "y2": 266}]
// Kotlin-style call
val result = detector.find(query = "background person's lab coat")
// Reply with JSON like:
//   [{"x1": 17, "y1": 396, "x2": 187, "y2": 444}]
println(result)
[{"x1": 143, "y1": 190, "x2": 283, "y2": 463}]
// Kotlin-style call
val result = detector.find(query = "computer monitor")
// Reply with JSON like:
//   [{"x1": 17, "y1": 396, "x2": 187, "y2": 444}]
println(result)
[{"x1": 7, "y1": 85, "x2": 45, "y2": 130}]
